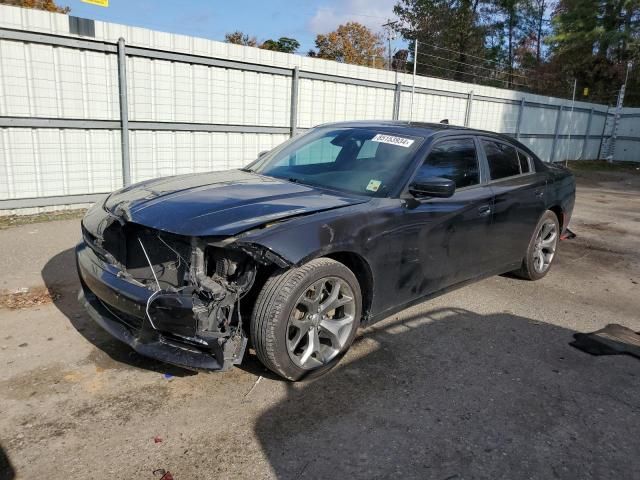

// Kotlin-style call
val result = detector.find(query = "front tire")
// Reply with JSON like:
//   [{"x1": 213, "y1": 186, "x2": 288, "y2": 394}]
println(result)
[
  {"x1": 250, "y1": 258, "x2": 362, "y2": 381},
  {"x1": 515, "y1": 210, "x2": 560, "y2": 280}
]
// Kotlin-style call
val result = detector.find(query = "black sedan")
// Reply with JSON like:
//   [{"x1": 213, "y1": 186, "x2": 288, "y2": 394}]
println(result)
[{"x1": 77, "y1": 121, "x2": 575, "y2": 380}]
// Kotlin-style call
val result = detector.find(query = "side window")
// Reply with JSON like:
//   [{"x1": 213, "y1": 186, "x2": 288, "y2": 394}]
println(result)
[
  {"x1": 518, "y1": 150, "x2": 531, "y2": 173},
  {"x1": 482, "y1": 140, "x2": 521, "y2": 180},
  {"x1": 420, "y1": 138, "x2": 479, "y2": 189}
]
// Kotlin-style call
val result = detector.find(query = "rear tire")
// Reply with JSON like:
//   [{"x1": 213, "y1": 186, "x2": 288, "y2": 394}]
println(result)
[
  {"x1": 514, "y1": 210, "x2": 560, "y2": 281},
  {"x1": 250, "y1": 258, "x2": 361, "y2": 381}
]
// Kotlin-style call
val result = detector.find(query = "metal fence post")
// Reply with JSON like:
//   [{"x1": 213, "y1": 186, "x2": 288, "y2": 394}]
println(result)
[
  {"x1": 393, "y1": 82, "x2": 402, "y2": 120},
  {"x1": 290, "y1": 67, "x2": 299, "y2": 137},
  {"x1": 515, "y1": 97, "x2": 525, "y2": 139},
  {"x1": 117, "y1": 38, "x2": 131, "y2": 186},
  {"x1": 581, "y1": 107, "x2": 594, "y2": 159},
  {"x1": 550, "y1": 105, "x2": 563, "y2": 162},
  {"x1": 464, "y1": 91, "x2": 474, "y2": 127},
  {"x1": 597, "y1": 107, "x2": 610, "y2": 160}
]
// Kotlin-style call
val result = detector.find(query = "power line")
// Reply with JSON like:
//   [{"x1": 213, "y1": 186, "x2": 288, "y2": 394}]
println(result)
[
  {"x1": 414, "y1": 40, "x2": 542, "y2": 75},
  {"x1": 413, "y1": 60, "x2": 529, "y2": 89},
  {"x1": 415, "y1": 50, "x2": 533, "y2": 82}
]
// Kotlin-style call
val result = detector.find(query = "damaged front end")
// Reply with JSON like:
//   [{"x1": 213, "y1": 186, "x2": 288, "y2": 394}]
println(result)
[{"x1": 76, "y1": 208, "x2": 282, "y2": 372}]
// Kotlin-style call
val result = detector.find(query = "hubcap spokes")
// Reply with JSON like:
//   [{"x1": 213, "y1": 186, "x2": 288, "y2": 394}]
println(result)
[
  {"x1": 286, "y1": 277, "x2": 356, "y2": 370},
  {"x1": 533, "y1": 220, "x2": 558, "y2": 273}
]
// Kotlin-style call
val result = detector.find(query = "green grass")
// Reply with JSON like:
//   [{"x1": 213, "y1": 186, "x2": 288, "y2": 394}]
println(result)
[
  {"x1": 568, "y1": 160, "x2": 640, "y2": 173},
  {"x1": 0, "y1": 208, "x2": 86, "y2": 230}
]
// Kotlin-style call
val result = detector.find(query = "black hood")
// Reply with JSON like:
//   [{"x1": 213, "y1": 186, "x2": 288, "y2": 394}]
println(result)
[{"x1": 103, "y1": 170, "x2": 368, "y2": 236}]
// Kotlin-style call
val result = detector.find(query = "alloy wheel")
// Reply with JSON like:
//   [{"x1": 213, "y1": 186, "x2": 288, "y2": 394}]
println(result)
[
  {"x1": 532, "y1": 220, "x2": 558, "y2": 273},
  {"x1": 286, "y1": 277, "x2": 356, "y2": 370}
]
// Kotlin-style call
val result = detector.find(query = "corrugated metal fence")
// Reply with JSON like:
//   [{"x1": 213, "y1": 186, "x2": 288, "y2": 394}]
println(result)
[{"x1": 0, "y1": 5, "x2": 639, "y2": 214}]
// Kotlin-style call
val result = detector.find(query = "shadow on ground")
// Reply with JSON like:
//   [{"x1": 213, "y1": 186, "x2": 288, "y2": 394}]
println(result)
[
  {"x1": 41, "y1": 247, "x2": 194, "y2": 376},
  {"x1": 0, "y1": 444, "x2": 15, "y2": 480},
  {"x1": 255, "y1": 308, "x2": 639, "y2": 480}
]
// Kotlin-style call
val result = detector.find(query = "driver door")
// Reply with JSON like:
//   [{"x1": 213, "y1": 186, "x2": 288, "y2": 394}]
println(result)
[{"x1": 394, "y1": 136, "x2": 495, "y2": 302}]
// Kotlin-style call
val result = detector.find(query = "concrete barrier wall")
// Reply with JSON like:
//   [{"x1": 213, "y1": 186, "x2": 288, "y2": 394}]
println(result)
[{"x1": 0, "y1": 4, "x2": 638, "y2": 214}]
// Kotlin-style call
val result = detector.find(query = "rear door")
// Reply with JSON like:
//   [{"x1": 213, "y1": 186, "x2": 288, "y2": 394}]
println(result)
[
  {"x1": 393, "y1": 136, "x2": 495, "y2": 303},
  {"x1": 480, "y1": 138, "x2": 547, "y2": 267}
]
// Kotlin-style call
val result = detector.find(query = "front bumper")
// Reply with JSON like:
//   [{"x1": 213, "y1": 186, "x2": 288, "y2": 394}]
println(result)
[{"x1": 76, "y1": 241, "x2": 243, "y2": 371}]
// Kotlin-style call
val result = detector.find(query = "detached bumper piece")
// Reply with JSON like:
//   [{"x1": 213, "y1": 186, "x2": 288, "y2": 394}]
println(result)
[
  {"x1": 76, "y1": 242, "x2": 247, "y2": 372},
  {"x1": 571, "y1": 323, "x2": 640, "y2": 359}
]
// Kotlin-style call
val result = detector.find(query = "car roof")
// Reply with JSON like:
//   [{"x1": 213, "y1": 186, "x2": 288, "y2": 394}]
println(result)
[{"x1": 316, "y1": 120, "x2": 516, "y2": 143}]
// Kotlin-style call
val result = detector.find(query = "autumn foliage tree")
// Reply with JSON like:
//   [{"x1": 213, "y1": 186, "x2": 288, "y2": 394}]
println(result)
[
  {"x1": 224, "y1": 31, "x2": 259, "y2": 47},
  {"x1": 224, "y1": 32, "x2": 300, "y2": 53},
  {"x1": 310, "y1": 22, "x2": 386, "y2": 67},
  {"x1": 0, "y1": 0, "x2": 69, "y2": 13}
]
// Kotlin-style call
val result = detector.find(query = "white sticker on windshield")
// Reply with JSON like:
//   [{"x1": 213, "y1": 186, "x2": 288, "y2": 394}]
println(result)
[
  {"x1": 366, "y1": 179, "x2": 382, "y2": 192},
  {"x1": 371, "y1": 134, "x2": 415, "y2": 148}
]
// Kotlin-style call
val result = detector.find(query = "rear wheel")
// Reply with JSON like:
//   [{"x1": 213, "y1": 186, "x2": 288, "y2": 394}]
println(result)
[
  {"x1": 514, "y1": 210, "x2": 560, "y2": 280},
  {"x1": 251, "y1": 258, "x2": 361, "y2": 381}
]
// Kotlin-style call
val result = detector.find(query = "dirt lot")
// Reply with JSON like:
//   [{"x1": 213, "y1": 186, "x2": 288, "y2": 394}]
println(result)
[{"x1": 1, "y1": 165, "x2": 639, "y2": 480}]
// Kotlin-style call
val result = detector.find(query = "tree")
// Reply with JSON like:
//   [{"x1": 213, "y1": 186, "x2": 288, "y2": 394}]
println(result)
[
  {"x1": 224, "y1": 31, "x2": 258, "y2": 48},
  {"x1": 260, "y1": 37, "x2": 300, "y2": 53},
  {"x1": 394, "y1": 0, "x2": 496, "y2": 82},
  {"x1": 0, "y1": 0, "x2": 69, "y2": 13},
  {"x1": 392, "y1": 49, "x2": 409, "y2": 71},
  {"x1": 546, "y1": 0, "x2": 640, "y2": 104},
  {"x1": 493, "y1": 0, "x2": 530, "y2": 87},
  {"x1": 530, "y1": 0, "x2": 554, "y2": 63},
  {"x1": 310, "y1": 22, "x2": 385, "y2": 66}
]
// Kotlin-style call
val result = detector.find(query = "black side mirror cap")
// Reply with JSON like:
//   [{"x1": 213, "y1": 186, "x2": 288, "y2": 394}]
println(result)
[{"x1": 408, "y1": 175, "x2": 455, "y2": 198}]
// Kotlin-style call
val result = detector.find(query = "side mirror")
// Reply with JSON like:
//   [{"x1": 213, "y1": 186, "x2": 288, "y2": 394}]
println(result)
[
  {"x1": 258, "y1": 150, "x2": 269, "y2": 158},
  {"x1": 408, "y1": 175, "x2": 455, "y2": 198}
]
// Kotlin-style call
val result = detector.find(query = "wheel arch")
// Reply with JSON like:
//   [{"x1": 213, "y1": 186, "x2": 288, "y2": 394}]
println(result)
[
  {"x1": 548, "y1": 205, "x2": 564, "y2": 230},
  {"x1": 324, "y1": 251, "x2": 374, "y2": 322}
]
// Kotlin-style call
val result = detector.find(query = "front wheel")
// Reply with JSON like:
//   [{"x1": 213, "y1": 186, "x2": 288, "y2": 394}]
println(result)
[
  {"x1": 514, "y1": 210, "x2": 560, "y2": 280},
  {"x1": 250, "y1": 258, "x2": 361, "y2": 381}
]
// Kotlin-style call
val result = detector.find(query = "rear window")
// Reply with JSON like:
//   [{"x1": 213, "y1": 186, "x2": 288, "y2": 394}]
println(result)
[{"x1": 482, "y1": 140, "x2": 521, "y2": 180}]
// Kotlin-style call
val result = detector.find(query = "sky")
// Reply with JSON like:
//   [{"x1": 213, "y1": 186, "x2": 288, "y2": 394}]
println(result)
[{"x1": 64, "y1": 0, "x2": 404, "y2": 55}]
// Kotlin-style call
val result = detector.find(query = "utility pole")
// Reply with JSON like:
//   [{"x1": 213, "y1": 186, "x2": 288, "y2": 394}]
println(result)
[
  {"x1": 382, "y1": 20, "x2": 396, "y2": 71},
  {"x1": 565, "y1": 78, "x2": 577, "y2": 166}
]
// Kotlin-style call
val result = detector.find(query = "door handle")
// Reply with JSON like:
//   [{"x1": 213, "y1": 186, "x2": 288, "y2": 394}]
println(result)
[
  {"x1": 478, "y1": 205, "x2": 492, "y2": 217},
  {"x1": 534, "y1": 189, "x2": 544, "y2": 198}
]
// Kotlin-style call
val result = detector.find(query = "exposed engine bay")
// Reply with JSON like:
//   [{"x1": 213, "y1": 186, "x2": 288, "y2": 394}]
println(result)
[{"x1": 79, "y1": 214, "x2": 286, "y2": 370}]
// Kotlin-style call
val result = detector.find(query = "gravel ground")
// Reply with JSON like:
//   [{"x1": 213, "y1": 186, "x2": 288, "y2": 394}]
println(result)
[{"x1": 0, "y1": 166, "x2": 639, "y2": 480}]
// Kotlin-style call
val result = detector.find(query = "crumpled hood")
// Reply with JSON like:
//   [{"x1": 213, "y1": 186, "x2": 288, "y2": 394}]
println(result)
[{"x1": 103, "y1": 170, "x2": 368, "y2": 236}]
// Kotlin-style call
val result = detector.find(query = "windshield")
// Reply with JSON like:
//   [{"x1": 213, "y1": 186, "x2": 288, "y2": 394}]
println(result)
[{"x1": 248, "y1": 127, "x2": 424, "y2": 197}]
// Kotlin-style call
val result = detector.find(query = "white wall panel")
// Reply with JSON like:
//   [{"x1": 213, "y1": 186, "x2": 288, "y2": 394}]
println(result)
[
  {"x1": 590, "y1": 114, "x2": 606, "y2": 136},
  {"x1": 0, "y1": 128, "x2": 121, "y2": 199},
  {"x1": 297, "y1": 79, "x2": 393, "y2": 128},
  {"x1": 129, "y1": 131, "x2": 288, "y2": 184},
  {"x1": 559, "y1": 110, "x2": 589, "y2": 136},
  {"x1": 617, "y1": 115, "x2": 640, "y2": 137},
  {"x1": 519, "y1": 137, "x2": 553, "y2": 162},
  {"x1": 614, "y1": 140, "x2": 640, "y2": 162},
  {"x1": 519, "y1": 106, "x2": 559, "y2": 135},
  {"x1": 469, "y1": 100, "x2": 519, "y2": 132},
  {"x1": 554, "y1": 138, "x2": 584, "y2": 162},
  {"x1": 0, "y1": 40, "x2": 118, "y2": 119},
  {"x1": 127, "y1": 57, "x2": 291, "y2": 125},
  {"x1": 583, "y1": 139, "x2": 602, "y2": 159}
]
